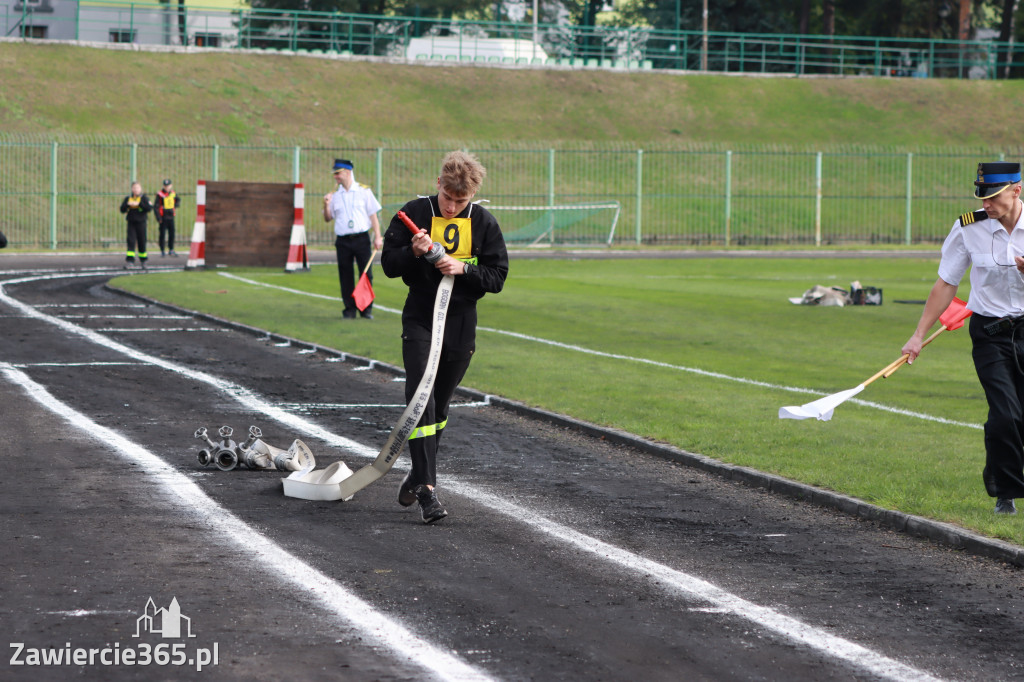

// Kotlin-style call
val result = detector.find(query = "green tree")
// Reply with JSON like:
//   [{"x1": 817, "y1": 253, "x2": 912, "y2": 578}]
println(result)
[{"x1": 616, "y1": 0, "x2": 797, "y2": 33}]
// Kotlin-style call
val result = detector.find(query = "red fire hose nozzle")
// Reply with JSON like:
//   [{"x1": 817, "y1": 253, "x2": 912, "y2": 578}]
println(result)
[{"x1": 396, "y1": 210, "x2": 445, "y2": 263}]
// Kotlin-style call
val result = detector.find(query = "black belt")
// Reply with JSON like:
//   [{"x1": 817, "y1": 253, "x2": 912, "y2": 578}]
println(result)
[{"x1": 980, "y1": 314, "x2": 1024, "y2": 336}]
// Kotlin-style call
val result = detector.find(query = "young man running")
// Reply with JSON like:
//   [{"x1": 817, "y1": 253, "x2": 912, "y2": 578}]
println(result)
[{"x1": 381, "y1": 151, "x2": 509, "y2": 523}]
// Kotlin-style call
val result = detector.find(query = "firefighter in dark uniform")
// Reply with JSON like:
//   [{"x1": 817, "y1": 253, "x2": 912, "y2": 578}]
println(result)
[
  {"x1": 155, "y1": 178, "x2": 181, "y2": 257},
  {"x1": 119, "y1": 182, "x2": 152, "y2": 269},
  {"x1": 902, "y1": 162, "x2": 1024, "y2": 514},
  {"x1": 381, "y1": 151, "x2": 509, "y2": 523}
]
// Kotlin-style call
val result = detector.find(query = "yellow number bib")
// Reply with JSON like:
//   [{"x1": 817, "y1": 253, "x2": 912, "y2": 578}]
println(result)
[{"x1": 430, "y1": 217, "x2": 472, "y2": 261}]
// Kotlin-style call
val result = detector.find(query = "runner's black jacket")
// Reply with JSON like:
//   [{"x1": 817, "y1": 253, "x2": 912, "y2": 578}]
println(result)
[{"x1": 381, "y1": 195, "x2": 509, "y2": 331}]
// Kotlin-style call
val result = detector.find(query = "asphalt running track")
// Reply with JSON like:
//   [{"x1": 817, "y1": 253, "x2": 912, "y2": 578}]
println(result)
[{"x1": 2, "y1": 253, "x2": 1024, "y2": 682}]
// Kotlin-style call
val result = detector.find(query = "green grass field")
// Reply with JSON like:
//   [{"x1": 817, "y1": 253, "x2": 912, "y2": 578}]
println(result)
[{"x1": 110, "y1": 255, "x2": 1024, "y2": 546}]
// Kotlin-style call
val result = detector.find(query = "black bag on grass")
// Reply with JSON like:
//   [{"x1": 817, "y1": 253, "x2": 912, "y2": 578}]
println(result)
[{"x1": 851, "y1": 286, "x2": 882, "y2": 305}]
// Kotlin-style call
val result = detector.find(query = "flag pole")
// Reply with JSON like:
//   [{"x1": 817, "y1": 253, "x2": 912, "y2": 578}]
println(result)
[
  {"x1": 360, "y1": 247, "x2": 378, "y2": 277},
  {"x1": 880, "y1": 326, "x2": 950, "y2": 379},
  {"x1": 779, "y1": 297, "x2": 971, "y2": 421},
  {"x1": 863, "y1": 354, "x2": 916, "y2": 387}
]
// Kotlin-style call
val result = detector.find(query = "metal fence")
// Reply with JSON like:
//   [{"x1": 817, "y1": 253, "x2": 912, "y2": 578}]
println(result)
[
  {"x1": 1, "y1": 134, "x2": 1017, "y2": 250},
  {"x1": 2, "y1": 0, "x2": 1018, "y2": 79}
]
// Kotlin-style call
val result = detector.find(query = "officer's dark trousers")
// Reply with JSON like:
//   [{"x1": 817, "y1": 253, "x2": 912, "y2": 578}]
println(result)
[
  {"x1": 402, "y1": 309, "x2": 475, "y2": 488},
  {"x1": 971, "y1": 314, "x2": 1024, "y2": 499},
  {"x1": 335, "y1": 233, "x2": 372, "y2": 317}
]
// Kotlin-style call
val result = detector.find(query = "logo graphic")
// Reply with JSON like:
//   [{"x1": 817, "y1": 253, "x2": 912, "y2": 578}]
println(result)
[
  {"x1": 10, "y1": 597, "x2": 218, "y2": 671},
  {"x1": 133, "y1": 597, "x2": 196, "y2": 639}
]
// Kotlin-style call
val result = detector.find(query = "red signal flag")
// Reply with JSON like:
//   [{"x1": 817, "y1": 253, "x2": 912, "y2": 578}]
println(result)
[
  {"x1": 938, "y1": 296, "x2": 972, "y2": 331},
  {"x1": 353, "y1": 274, "x2": 374, "y2": 312}
]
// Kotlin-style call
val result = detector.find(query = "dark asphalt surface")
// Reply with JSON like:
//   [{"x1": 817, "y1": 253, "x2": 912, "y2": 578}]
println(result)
[{"x1": 2, "y1": 251, "x2": 1023, "y2": 682}]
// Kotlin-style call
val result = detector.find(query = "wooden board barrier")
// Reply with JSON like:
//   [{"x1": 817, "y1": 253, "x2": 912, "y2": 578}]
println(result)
[{"x1": 203, "y1": 181, "x2": 294, "y2": 267}]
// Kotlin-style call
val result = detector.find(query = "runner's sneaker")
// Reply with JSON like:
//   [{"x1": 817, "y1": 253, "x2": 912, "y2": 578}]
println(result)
[
  {"x1": 415, "y1": 485, "x2": 448, "y2": 524},
  {"x1": 398, "y1": 473, "x2": 417, "y2": 507}
]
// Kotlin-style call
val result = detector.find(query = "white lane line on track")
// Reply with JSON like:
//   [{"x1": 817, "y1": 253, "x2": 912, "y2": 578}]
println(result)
[
  {"x1": 1, "y1": 271, "x2": 948, "y2": 682},
  {"x1": 14, "y1": 362, "x2": 144, "y2": 367},
  {"x1": 98, "y1": 327, "x2": 232, "y2": 333},
  {"x1": 278, "y1": 401, "x2": 491, "y2": 411},
  {"x1": 58, "y1": 314, "x2": 192, "y2": 319},
  {"x1": 218, "y1": 272, "x2": 982, "y2": 431},
  {"x1": 35, "y1": 303, "x2": 148, "y2": 308},
  {"x1": 450, "y1": 478, "x2": 943, "y2": 682},
  {"x1": 0, "y1": 363, "x2": 493, "y2": 682}
]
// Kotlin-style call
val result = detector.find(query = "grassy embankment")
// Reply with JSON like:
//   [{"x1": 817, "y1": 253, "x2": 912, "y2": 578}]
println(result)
[{"x1": 4, "y1": 41, "x2": 1024, "y2": 148}]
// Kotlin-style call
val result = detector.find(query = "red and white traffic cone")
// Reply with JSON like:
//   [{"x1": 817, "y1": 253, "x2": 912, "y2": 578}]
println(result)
[
  {"x1": 186, "y1": 180, "x2": 207, "y2": 269},
  {"x1": 285, "y1": 183, "x2": 309, "y2": 272}
]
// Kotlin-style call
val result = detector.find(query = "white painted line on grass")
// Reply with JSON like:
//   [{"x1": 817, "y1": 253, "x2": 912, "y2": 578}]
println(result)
[
  {"x1": 218, "y1": 271, "x2": 400, "y2": 314},
  {"x1": 2, "y1": 271, "x2": 950, "y2": 682},
  {"x1": 218, "y1": 273, "x2": 982, "y2": 430},
  {"x1": 0, "y1": 363, "x2": 493, "y2": 682}
]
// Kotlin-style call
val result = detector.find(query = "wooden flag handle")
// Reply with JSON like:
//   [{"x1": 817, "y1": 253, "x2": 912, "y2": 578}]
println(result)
[
  {"x1": 863, "y1": 355, "x2": 914, "y2": 387},
  {"x1": 360, "y1": 248, "x2": 378, "y2": 277},
  {"x1": 876, "y1": 326, "x2": 949, "y2": 381}
]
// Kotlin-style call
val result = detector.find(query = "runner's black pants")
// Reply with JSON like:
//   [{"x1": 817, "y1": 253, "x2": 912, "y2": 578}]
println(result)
[{"x1": 402, "y1": 308, "x2": 476, "y2": 488}]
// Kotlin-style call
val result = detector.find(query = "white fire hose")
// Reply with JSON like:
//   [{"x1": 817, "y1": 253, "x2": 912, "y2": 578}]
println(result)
[{"x1": 283, "y1": 273, "x2": 455, "y2": 501}]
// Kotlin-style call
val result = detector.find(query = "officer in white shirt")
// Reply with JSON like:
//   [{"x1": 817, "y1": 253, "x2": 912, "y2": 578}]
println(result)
[
  {"x1": 902, "y1": 162, "x2": 1024, "y2": 514},
  {"x1": 322, "y1": 158, "x2": 383, "y2": 318}
]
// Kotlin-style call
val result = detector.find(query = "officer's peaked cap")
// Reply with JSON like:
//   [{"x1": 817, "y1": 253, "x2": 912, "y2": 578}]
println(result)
[
  {"x1": 332, "y1": 158, "x2": 354, "y2": 173},
  {"x1": 975, "y1": 161, "x2": 1021, "y2": 199}
]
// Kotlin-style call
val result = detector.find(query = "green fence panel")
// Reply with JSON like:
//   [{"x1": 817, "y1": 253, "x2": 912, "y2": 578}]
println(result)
[
  {"x1": 641, "y1": 150, "x2": 725, "y2": 245},
  {"x1": 3, "y1": 134, "x2": 1022, "y2": 250}
]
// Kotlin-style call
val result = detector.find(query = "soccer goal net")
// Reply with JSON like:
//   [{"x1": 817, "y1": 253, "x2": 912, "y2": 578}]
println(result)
[{"x1": 484, "y1": 201, "x2": 621, "y2": 247}]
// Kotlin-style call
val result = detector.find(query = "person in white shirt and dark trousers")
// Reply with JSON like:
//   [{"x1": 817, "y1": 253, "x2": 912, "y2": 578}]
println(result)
[
  {"x1": 902, "y1": 162, "x2": 1024, "y2": 515},
  {"x1": 322, "y1": 158, "x2": 383, "y2": 319}
]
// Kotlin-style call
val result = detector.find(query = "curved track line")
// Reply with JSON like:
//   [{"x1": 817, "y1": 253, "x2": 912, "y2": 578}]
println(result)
[{"x1": 0, "y1": 362, "x2": 494, "y2": 682}]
